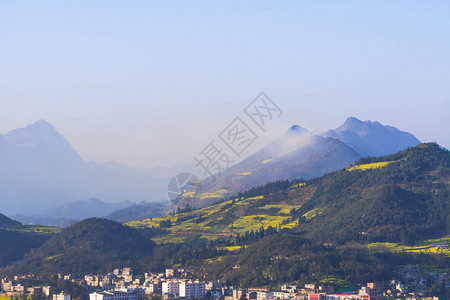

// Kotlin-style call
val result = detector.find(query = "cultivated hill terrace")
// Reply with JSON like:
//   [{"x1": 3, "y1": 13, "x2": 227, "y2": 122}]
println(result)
[
  {"x1": 127, "y1": 143, "x2": 449, "y2": 247},
  {"x1": 2, "y1": 143, "x2": 448, "y2": 287}
]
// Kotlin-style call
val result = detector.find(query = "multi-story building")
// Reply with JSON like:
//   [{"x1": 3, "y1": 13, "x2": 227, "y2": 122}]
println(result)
[
  {"x1": 89, "y1": 291, "x2": 137, "y2": 300},
  {"x1": 281, "y1": 285, "x2": 297, "y2": 293},
  {"x1": 85, "y1": 275, "x2": 99, "y2": 287},
  {"x1": 233, "y1": 289, "x2": 245, "y2": 300},
  {"x1": 179, "y1": 280, "x2": 206, "y2": 299},
  {"x1": 359, "y1": 286, "x2": 378, "y2": 300},
  {"x1": 162, "y1": 280, "x2": 180, "y2": 296},
  {"x1": 100, "y1": 274, "x2": 114, "y2": 289},
  {"x1": 144, "y1": 282, "x2": 161, "y2": 294},
  {"x1": 256, "y1": 291, "x2": 273, "y2": 300},
  {"x1": 272, "y1": 291, "x2": 289, "y2": 299},
  {"x1": 309, "y1": 293, "x2": 371, "y2": 300},
  {"x1": 308, "y1": 293, "x2": 326, "y2": 300},
  {"x1": 53, "y1": 292, "x2": 71, "y2": 300},
  {"x1": 165, "y1": 269, "x2": 175, "y2": 278},
  {"x1": 42, "y1": 286, "x2": 52, "y2": 297}
]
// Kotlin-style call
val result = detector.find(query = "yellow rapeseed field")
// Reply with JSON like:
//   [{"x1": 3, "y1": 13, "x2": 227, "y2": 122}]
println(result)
[
  {"x1": 367, "y1": 238, "x2": 450, "y2": 256},
  {"x1": 347, "y1": 161, "x2": 392, "y2": 171},
  {"x1": 238, "y1": 172, "x2": 252, "y2": 175}
]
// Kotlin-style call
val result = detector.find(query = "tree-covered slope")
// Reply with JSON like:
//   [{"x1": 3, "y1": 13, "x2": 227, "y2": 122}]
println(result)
[
  {"x1": 7, "y1": 218, "x2": 157, "y2": 275},
  {"x1": 0, "y1": 213, "x2": 21, "y2": 228},
  {"x1": 0, "y1": 214, "x2": 58, "y2": 268},
  {"x1": 0, "y1": 230, "x2": 51, "y2": 267},
  {"x1": 122, "y1": 143, "x2": 449, "y2": 286},
  {"x1": 5, "y1": 144, "x2": 448, "y2": 287},
  {"x1": 106, "y1": 201, "x2": 167, "y2": 222},
  {"x1": 129, "y1": 143, "x2": 449, "y2": 246},
  {"x1": 294, "y1": 143, "x2": 449, "y2": 244}
]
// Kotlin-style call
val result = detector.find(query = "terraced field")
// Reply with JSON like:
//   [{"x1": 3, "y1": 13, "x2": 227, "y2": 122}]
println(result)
[
  {"x1": 217, "y1": 245, "x2": 247, "y2": 251},
  {"x1": 3, "y1": 224, "x2": 61, "y2": 235},
  {"x1": 228, "y1": 215, "x2": 293, "y2": 234},
  {"x1": 126, "y1": 192, "x2": 305, "y2": 244},
  {"x1": 367, "y1": 238, "x2": 450, "y2": 256},
  {"x1": 347, "y1": 161, "x2": 392, "y2": 171}
]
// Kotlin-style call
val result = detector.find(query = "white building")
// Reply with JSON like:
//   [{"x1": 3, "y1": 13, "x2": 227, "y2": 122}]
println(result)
[
  {"x1": 53, "y1": 292, "x2": 71, "y2": 300},
  {"x1": 43, "y1": 286, "x2": 52, "y2": 297},
  {"x1": 257, "y1": 291, "x2": 273, "y2": 300},
  {"x1": 144, "y1": 282, "x2": 160, "y2": 294},
  {"x1": 162, "y1": 280, "x2": 180, "y2": 296},
  {"x1": 90, "y1": 291, "x2": 137, "y2": 300},
  {"x1": 272, "y1": 291, "x2": 289, "y2": 299},
  {"x1": 179, "y1": 281, "x2": 206, "y2": 299}
]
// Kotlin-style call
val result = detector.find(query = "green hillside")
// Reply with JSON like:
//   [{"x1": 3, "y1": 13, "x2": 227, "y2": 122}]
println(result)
[
  {"x1": 0, "y1": 213, "x2": 21, "y2": 228},
  {"x1": 5, "y1": 143, "x2": 449, "y2": 287},
  {"x1": 125, "y1": 143, "x2": 449, "y2": 286},
  {"x1": 5, "y1": 218, "x2": 157, "y2": 275},
  {"x1": 127, "y1": 143, "x2": 449, "y2": 246},
  {"x1": 0, "y1": 214, "x2": 58, "y2": 267}
]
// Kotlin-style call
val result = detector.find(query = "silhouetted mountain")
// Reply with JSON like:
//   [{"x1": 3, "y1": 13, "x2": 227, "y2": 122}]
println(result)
[
  {"x1": 157, "y1": 143, "x2": 450, "y2": 245},
  {"x1": 0, "y1": 118, "x2": 422, "y2": 219},
  {"x1": 322, "y1": 117, "x2": 421, "y2": 157},
  {"x1": 0, "y1": 213, "x2": 21, "y2": 228},
  {"x1": 13, "y1": 198, "x2": 132, "y2": 226},
  {"x1": 106, "y1": 201, "x2": 167, "y2": 222},
  {"x1": 0, "y1": 120, "x2": 197, "y2": 215},
  {"x1": 185, "y1": 118, "x2": 423, "y2": 208},
  {"x1": 192, "y1": 125, "x2": 361, "y2": 207},
  {"x1": 4, "y1": 144, "x2": 448, "y2": 285}
]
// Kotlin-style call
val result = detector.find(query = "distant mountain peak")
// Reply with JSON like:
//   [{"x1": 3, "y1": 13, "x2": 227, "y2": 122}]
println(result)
[
  {"x1": 339, "y1": 117, "x2": 366, "y2": 131},
  {"x1": 339, "y1": 117, "x2": 385, "y2": 132},
  {"x1": 30, "y1": 119, "x2": 54, "y2": 129},
  {"x1": 3, "y1": 119, "x2": 60, "y2": 141},
  {"x1": 323, "y1": 117, "x2": 421, "y2": 157},
  {"x1": 286, "y1": 125, "x2": 310, "y2": 135},
  {"x1": 25, "y1": 119, "x2": 59, "y2": 135},
  {"x1": 344, "y1": 116, "x2": 363, "y2": 124}
]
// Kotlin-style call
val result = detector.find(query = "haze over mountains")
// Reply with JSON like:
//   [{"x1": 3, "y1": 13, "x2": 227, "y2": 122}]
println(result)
[
  {"x1": 194, "y1": 117, "x2": 421, "y2": 207},
  {"x1": 197, "y1": 126, "x2": 361, "y2": 207},
  {"x1": 0, "y1": 117, "x2": 421, "y2": 218},
  {"x1": 323, "y1": 117, "x2": 421, "y2": 157},
  {"x1": 0, "y1": 120, "x2": 196, "y2": 216},
  {"x1": 3, "y1": 143, "x2": 448, "y2": 281},
  {"x1": 13, "y1": 198, "x2": 132, "y2": 227}
]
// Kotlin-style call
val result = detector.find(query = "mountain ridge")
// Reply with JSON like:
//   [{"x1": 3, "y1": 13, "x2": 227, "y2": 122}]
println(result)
[
  {"x1": 0, "y1": 120, "x2": 196, "y2": 215},
  {"x1": 13, "y1": 198, "x2": 134, "y2": 227},
  {"x1": 4, "y1": 143, "x2": 448, "y2": 286},
  {"x1": 322, "y1": 117, "x2": 421, "y2": 157},
  {"x1": 184, "y1": 117, "x2": 421, "y2": 208}
]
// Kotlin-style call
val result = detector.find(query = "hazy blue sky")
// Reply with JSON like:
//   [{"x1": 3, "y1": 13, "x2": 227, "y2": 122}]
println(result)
[{"x1": 1, "y1": 1, "x2": 449, "y2": 168}]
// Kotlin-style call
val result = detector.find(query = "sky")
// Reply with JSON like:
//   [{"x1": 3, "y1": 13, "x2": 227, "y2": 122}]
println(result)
[{"x1": 1, "y1": 1, "x2": 449, "y2": 168}]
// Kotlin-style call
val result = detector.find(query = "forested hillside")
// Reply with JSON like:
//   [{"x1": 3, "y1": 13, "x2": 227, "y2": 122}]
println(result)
[
  {"x1": 6, "y1": 218, "x2": 157, "y2": 275},
  {"x1": 0, "y1": 214, "x2": 57, "y2": 267},
  {"x1": 4, "y1": 143, "x2": 449, "y2": 288}
]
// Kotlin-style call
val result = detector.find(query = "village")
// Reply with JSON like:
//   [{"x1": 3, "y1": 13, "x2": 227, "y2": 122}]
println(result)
[{"x1": 1, "y1": 265, "x2": 448, "y2": 300}]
